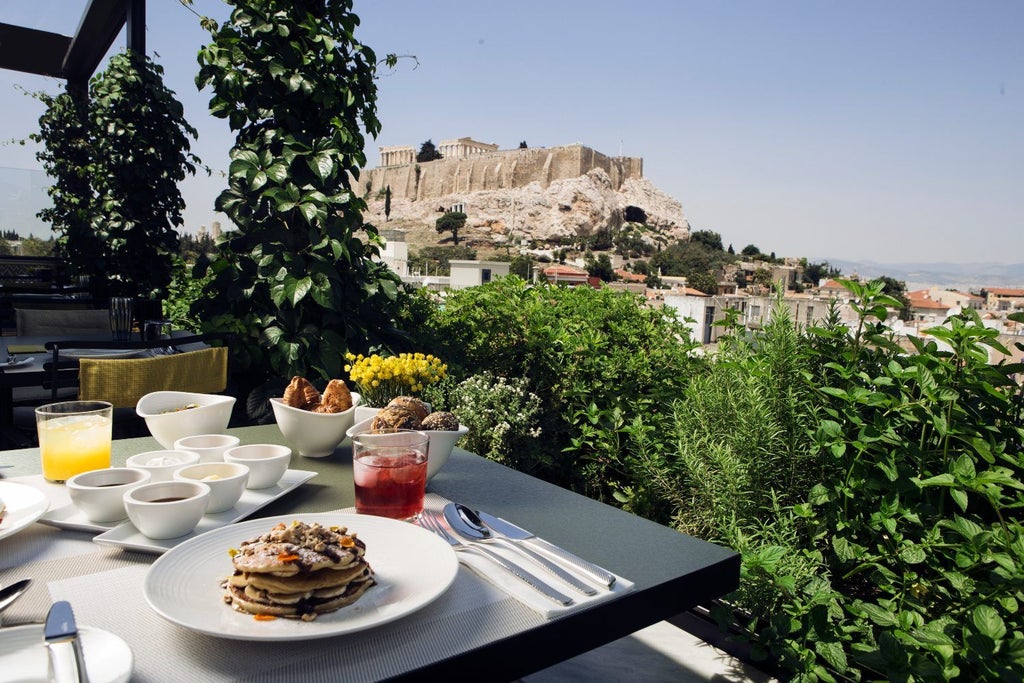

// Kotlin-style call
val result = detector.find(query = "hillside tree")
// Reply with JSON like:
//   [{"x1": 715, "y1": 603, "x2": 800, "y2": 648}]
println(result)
[{"x1": 435, "y1": 211, "x2": 467, "y2": 245}]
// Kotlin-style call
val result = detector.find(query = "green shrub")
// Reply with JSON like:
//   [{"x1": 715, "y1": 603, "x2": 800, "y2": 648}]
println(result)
[{"x1": 412, "y1": 275, "x2": 702, "y2": 498}]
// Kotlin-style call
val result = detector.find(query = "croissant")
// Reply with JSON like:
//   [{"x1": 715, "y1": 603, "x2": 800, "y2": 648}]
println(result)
[
  {"x1": 319, "y1": 379, "x2": 353, "y2": 413},
  {"x1": 283, "y1": 376, "x2": 320, "y2": 410}
]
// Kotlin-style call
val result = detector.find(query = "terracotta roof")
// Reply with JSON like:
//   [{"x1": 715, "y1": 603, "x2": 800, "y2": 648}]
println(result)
[
  {"x1": 984, "y1": 287, "x2": 1024, "y2": 297},
  {"x1": 614, "y1": 269, "x2": 647, "y2": 283},
  {"x1": 543, "y1": 265, "x2": 587, "y2": 276},
  {"x1": 906, "y1": 291, "x2": 949, "y2": 310},
  {"x1": 820, "y1": 279, "x2": 846, "y2": 290}
]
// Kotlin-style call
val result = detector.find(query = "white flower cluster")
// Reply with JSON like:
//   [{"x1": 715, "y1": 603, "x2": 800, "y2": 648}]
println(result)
[{"x1": 450, "y1": 373, "x2": 543, "y2": 465}]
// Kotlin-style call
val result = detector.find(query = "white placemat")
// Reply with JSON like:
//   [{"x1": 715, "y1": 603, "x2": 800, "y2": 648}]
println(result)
[
  {"x1": 6, "y1": 490, "x2": 634, "y2": 681},
  {"x1": 420, "y1": 495, "x2": 633, "y2": 619}
]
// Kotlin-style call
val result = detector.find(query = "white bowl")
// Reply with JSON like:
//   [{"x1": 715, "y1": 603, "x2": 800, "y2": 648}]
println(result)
[
  {"x1": 135, "y1": 392, "x2": 236, "y2": 449},
  {"x1": 223, "y1": 444, "x2": 291, "y2": 489},
  {"x1": 269, "y1": 392, "x2": 361, "y2": 458},
  {"x1": 124, "y1": 480, "x2": 210, "y2": 539},
  {"x1": 173, "y1": 462, "x2": 249, "y2": 513},
  {"x1": 66, "y1": 467, "x2": 152, "y2": 522},
  {"x1": 172, "y1": 434, "x2": 241, "y2": 463},
  {"x1": 346, "y1": 417, "x2": 468, "y2": 481},
  {"x1": 126, "y1": 449, "x2": 201, "y2": 483}
]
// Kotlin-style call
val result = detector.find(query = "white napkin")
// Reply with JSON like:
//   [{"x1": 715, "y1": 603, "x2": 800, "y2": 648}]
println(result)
[{"x1": 421, "y1": 495, "x2": 634, "y2": 619}]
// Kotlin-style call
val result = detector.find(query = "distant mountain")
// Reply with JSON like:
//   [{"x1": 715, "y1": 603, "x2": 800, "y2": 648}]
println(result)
[{"x1": 818, "y1": 259, "x2": 1024, "y2": 292}]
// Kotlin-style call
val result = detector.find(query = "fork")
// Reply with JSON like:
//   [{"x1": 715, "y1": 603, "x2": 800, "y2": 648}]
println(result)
[{"x1": 419, "y1": 511, "x2": 574, "y2": 606}]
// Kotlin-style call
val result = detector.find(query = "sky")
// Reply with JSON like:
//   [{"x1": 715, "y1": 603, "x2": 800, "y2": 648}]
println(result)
[{"x1": 1, "y1": 0, "x2": 1021, "y2": 265}]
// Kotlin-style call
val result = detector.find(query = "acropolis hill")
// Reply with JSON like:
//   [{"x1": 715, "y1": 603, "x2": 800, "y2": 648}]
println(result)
[{"x1": 358, "y1": 138, "x2": 690, "y2": 249}]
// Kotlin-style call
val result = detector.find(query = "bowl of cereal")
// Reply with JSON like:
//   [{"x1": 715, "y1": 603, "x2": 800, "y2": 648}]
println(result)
[{"x1": 136, "y1": 391, "x2": 236, "y2": 449}]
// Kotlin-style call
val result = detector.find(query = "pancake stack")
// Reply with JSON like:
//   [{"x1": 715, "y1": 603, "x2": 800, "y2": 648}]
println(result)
[{"x1": 223, "y1": 520, "x2": 375, "y2": 621}]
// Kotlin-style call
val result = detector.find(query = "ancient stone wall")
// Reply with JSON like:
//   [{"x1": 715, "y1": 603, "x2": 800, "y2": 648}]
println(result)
[{"x1": 356, "y1": 144, "x2": 643, "y2": 202}]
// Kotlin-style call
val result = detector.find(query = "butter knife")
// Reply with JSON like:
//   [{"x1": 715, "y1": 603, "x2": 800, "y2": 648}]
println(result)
[
  {"x1": 44, "y1": 601, "x2": 89, "y2": 683},
  {"x1": 476, "y1": 511, "x2": 617, "y2": 588}
]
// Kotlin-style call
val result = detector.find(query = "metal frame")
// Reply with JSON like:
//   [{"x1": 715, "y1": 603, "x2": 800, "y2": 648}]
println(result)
[{"x1": 0, "y1": 0, "x2": 145, "y2": 89}]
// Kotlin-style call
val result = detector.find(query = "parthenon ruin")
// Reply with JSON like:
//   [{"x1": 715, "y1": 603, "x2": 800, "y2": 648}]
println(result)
[{"x1": 362, "y1": 140, "x2": 644, "y2": 202}]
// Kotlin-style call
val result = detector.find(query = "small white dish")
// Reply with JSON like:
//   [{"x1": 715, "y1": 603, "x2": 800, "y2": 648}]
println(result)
[
  {"x1": 126, "y1": 450, "x2": 201, "y2": 483},
  {"x1": 135, "y1": 391, "x2": 236, "y2": 449},
  {"x1": 223, "y1": 444, "x2": 291, "y2": 489},
  {"x1": 124, "y1": 481, "x2": 210, "y2": 539},
  {"x1": 66, "y1": 468, "x2": 152, "y2": 523},
  {"x1": 269, "y1": 392, "x2": 361, "y2": 457},
  {"x1": 173, "y1": 462, "x2": 249, "y2": 513},
  {"x1": 0, "y1": 624, "x2": 132, "y2": 683},
  {"x1": 172, "y1": 434, "x2": 241, "y2": 463},
  {"x1": 346, "y1": 417, "x2": 468, "y2": 481}
]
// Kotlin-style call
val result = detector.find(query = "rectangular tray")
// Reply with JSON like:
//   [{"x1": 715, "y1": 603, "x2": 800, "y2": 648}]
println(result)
[{"x1": 91, "y1": 469, "x2": 317, "y2": 554}]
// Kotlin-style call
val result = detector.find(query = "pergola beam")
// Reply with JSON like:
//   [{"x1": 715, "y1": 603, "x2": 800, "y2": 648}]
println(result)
[
  {"x1": 0, "y1": 0, "x2": 143, "y2": 88},
  {"x1": 0, "y1": 23, "x2": 72, "y2": 78}
]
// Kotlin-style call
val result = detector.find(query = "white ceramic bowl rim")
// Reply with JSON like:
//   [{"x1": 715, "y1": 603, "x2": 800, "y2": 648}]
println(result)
[
  {"x1": 135, "y1": 391, "x2": 235, "y2": 419},
  {"x1": 223, "y1": 444, "x2": 292, "y2": 460},
  {"x1": 270, "y1": 392, "x2": 361, "y2": 417},
  {"x1": 126, "y1": 481, "x2": 210, "y2": 503},
  {"x1": 174, "y1": 462, "x2": 249, "y2": 480},
  {"x1": 67, "y1": 467, "x2": 150, "y2": 488},
  {"x1": 174, "y1": 433, "x2": 240, "y2": 446}
]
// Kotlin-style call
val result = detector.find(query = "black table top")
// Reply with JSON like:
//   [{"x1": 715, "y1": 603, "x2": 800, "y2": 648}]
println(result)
[{"x1": 1, "y1": 424, "x2": 740, "y2": 681}]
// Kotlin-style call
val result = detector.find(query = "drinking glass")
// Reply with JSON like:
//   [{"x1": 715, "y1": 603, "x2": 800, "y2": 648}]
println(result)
[
  {"x1": 35, "y1": 401, "x2": 114, "y2": 483},
  {"x1": 352, "y1": 430, "x2": 429, "y2": 521},
  {"x1": 109, "y1": 297, "x2": 134, "y2": 340},
  {"x1": 144, "y1": 319, "x2": 175, "y2": 354}
]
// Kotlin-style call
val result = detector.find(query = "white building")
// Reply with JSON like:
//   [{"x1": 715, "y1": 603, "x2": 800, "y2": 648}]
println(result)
[
  {"x1": 378, "y1": 228, "x2": 409, "y2": 276},
  {"x1": 449, "y1": 260, "x2": 510, "y2": 290}
]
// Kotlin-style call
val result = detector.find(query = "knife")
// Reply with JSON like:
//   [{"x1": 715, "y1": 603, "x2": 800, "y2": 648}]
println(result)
[
  {"x1": 44, "y1": 601, "x2": 89, "y2": 683},
  {"x1": 476, "y1": 511, "x2": 617, "y2": 588}
]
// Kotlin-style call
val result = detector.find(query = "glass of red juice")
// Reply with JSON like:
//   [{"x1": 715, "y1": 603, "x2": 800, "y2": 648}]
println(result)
[{"x1": 352, "y1": 429, "x2": 429, "y2": 521}]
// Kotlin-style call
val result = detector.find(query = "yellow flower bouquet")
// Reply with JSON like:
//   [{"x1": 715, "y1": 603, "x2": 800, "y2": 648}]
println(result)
[{"x1": 344, "y1": 352, "x2": 447, "y2": 408}]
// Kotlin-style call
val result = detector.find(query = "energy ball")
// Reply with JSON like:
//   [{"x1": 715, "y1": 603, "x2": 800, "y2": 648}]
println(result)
[
  {"x1": 386, "y1": 396, "x2": 430, "y2": 422},
  {"x1": 421, "y1": 411, "x2": 460, "y2": 431},
  {"x1": 370, "y1": 405, "x2": 422, "y2": 431}
]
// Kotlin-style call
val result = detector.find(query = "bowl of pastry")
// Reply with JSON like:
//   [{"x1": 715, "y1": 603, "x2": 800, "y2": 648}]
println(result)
[
  {"x1": 270, "y1": 376, "x2": 361, "y2": 458},
  {"x1": 345, "y1": 396, "x2": 467, "y2": 481}
]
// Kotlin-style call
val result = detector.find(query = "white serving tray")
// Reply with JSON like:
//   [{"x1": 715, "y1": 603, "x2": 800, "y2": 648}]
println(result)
[{"x1": 91, "y1": 469, "x2": 317, "y2": 554}]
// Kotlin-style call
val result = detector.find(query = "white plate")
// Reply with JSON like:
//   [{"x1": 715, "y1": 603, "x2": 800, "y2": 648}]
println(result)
[
  {"x1": 3, "y1": 356, "x2": 34, "y2": 368},
  {"x1": 0, "y1": 481, "x2": 50, "y2": 540},
  {"x1": 0, "y1": 624, "x2": 132, "y2": 683},
  {"x1": 145, "y1": 512, "x2": 459, "y2": 641},
  {"x1": 91, "y1": 470, "x2": 317, "y2": 553},
  {"x1": 62, "y1": 349, "x2": 146, "y2": 360}
]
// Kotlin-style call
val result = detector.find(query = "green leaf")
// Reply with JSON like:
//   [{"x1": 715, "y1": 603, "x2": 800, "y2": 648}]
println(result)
[
  {"x1": 899, "y1": 545, "x2": 926, "y2": 564},
  {"x1": 298, "y1": 203, "x2": 318, "y2": 225},
  {"x1": 950, "y1": 488, "x2": 969, "y2": 512},
  {"x1": 972, "y1": 605, "x2": 1006, "y2": 641},
  {"x1": 854, "y1": 601, "x2": 898, "y2": 627},
  {"x1": 815, "y1": 641, "x2": 848, "y2": 672},
  {"x1": 309, "y1": 153, "x2": 334, "y2": 180}
]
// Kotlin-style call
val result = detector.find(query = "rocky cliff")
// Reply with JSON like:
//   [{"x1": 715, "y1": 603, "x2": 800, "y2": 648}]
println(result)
[{"x1": 362, "y1": 167, "x2": 690, "y2": 251}]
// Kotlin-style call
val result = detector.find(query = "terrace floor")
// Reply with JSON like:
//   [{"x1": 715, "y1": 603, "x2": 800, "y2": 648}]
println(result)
[{"x1": 522, "y1": 619, "x2": 778, "y2": 682}]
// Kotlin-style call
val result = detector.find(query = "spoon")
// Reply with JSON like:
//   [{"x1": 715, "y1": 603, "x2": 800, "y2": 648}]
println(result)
[
  {"x1": 0, "y1": 578, "x2": 32, "y2": 622},
  {"x1": 442, "y1": 503, "x2": 597, "y2": 596}
]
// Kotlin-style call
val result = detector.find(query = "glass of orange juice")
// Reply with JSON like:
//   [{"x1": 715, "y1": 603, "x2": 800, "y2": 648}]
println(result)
[{"x1": 35, "y1": 401, "x2": 114, "y2": 482}]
